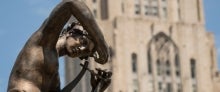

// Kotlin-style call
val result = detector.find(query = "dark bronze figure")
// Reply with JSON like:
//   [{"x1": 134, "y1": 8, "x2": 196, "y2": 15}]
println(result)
[{"x1": 7, "y1": 0, "x2": 109, "y2": 92}]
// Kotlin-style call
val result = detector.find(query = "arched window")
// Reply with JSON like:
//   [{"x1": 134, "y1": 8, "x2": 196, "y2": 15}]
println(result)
[
  {"x1": 131, "y1": 53, "x2": 139, "y2": 92},
  {"x1": 190, "y1": 59, "x2": 196, "y2": 78},
  {"x1": 132, "y1": 53, "x2": 138, "y2": 73},
  {"x1": 175, "y1": 54, "x2": 181, "y2": 77},
  {"x1": 190, "y1": 59, "x2": 197, "y2": 92},
  {"x1": 147, "y1": 32, "x2": 180, "y2": 92}
]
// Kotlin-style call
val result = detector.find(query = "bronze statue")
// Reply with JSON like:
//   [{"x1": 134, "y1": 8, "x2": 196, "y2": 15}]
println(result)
[{"x1": 7, "y1": 0, "x2": 109, "y2": 92}]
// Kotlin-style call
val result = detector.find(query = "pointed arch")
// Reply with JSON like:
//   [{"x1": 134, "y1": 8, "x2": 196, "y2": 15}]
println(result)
[
  {"x1": 147, "y1": 32, "x2": 181, "y2": 92},
  {"x1": 147, "y1": 32, "x2": 180, "y2": 75}
]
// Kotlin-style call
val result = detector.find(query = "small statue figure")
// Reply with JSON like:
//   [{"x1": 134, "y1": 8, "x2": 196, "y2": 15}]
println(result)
[{"x1": 7, "y1": 0, "x2": 109, "y2": 92}]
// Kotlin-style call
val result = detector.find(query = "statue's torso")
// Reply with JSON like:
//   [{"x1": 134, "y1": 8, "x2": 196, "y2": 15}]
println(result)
[{"x1": 8, "y1": 31, "x2": 60, "y2": 92}]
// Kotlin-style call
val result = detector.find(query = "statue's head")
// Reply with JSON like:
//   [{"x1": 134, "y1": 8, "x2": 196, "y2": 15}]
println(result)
[
  {"x1": 57, "y1": 21, "x2": 110, "y2": 64},
  {"x1": 56, "y1": 22, "x2": 94, "y2": 58}
]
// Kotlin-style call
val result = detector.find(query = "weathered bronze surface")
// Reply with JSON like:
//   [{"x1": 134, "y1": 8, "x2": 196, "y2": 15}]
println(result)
[{"x1": 7, "y1": 0, "x2": 109, "y2": 92}]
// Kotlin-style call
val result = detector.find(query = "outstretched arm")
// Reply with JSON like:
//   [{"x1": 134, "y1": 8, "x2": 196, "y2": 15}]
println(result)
[
  {"x1": 39, "y1": 0, "x2": 108, "y2": 64},
  {"x1": 39, "y1": 1, "x2": 71, "y2": 47}
]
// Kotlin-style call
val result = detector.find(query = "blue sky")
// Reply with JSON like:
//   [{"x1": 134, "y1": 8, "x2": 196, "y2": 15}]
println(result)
[{"x1": 0, "y1": 0, "x2": 219, "y2": 91}]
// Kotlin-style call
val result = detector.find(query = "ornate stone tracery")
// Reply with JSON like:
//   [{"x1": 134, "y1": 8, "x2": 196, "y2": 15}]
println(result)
[{"x1": 147, "y1": 32, "x2": 181, "y2": 92}]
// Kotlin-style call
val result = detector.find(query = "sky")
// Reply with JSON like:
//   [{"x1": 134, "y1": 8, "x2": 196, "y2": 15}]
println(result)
[{"x1": 0, "y1": 0, "x2": 219, "y2": 91}]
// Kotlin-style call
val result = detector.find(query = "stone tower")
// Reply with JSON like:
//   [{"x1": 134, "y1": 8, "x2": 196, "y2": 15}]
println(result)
[{"x1": 65, "y1": 0, "x2": 219, "y2": 92}]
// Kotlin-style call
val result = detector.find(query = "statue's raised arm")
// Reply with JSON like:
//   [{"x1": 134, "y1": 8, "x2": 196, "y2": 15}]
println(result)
[
  {"x1": 41, "y1": 0, "x2": 109, "y2": 64},
  {"x1": 8, "y1": 0, "x2": 109, "y2": 92}
]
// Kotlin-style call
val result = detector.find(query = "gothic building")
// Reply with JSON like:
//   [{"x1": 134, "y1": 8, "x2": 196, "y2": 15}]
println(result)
[{"x1": 65, "y1": 0, "x2": 220, "y2": 92}]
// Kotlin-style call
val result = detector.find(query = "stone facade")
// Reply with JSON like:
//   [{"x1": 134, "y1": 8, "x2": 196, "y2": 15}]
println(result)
[{"x1": 65, "y1": 0, "x2": 219, "y2": 92}]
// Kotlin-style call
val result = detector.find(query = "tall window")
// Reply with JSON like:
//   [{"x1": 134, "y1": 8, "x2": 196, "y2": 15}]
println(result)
[
  {"x1": 132, "y1": 53, "x2": 139, "y2": 92},
  {"x1": 175, "y1": 55, "x2": 182, "y2": 92},
  {"x1": 167, "y1": 83, "x2": 172, "y2": 92},
  {"x1": 148, "y1": 32, "x2": 180, "y2": 92},
  {"x1": 191, "y1": 58, "x2": 197, "y2": 92},
  {"x1": 177, "y1": 83, "x2": 182, "y2": 92},
  {"x1": 196, "y1": 0, "x2": 201, "y2": 21},
  {"x1": 143, "y1": 0, "x2": 159, "y2": 16},
  {"x1": 148, "y1": 51, "x2": 152, "y2": 74},
  {"x1": 177, "y1": 0, "x2": 181, "y2": 20},
  {"x1": 144, "y1": 4, "x2": 150, "y2": 15},
  {"x1": 157, "y1": 59, "x2": 161, "y2": 76},
  {"x1": 175, "y1": 55, "x2": 181, "y2": 77},
  {"x1": 166, "y1": 60, "x2": 171, "y2": 76},
  {"x1": 158, "y1": 82, "x2": 162, "y2": 91},
  {"x1": 100, "y1": 0, "x2": 109, "y2": 20},
  {"x1": 134, "y1": 0, "x2": 141, "y2": 15},
  {"x1": 161, "y1": 0, "x2": 167, "y2": 18},
  {"x1": 147, "y1": 48, "x2": 153, "y2": 92},
  {"x1": 132, "y1": 53, "x2": 138, "y2": 73},
  {"x1": 152, "y1": 0, "x2": 159, "y2": 16},
  {"x1": 190, "y1": 59, "x2": 196, "y2": 78}
]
